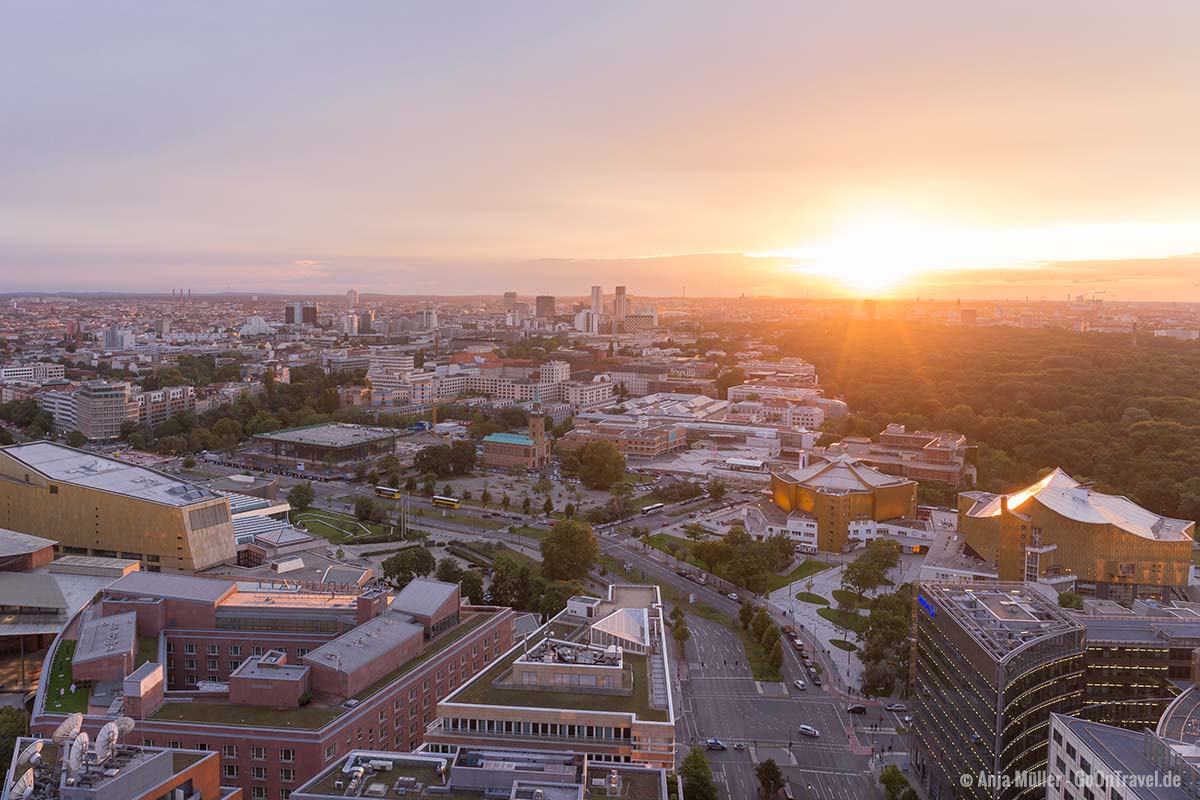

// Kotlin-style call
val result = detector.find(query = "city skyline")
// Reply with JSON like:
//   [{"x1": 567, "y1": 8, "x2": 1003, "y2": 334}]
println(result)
[{"x1": 4, "y1": 2, "x2": 1200, "y2": 299}]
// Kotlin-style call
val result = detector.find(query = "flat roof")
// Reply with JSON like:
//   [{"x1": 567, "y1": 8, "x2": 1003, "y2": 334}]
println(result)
[
  {"x1": 0, "y1": 527, "x2": 56, "y2": 556},
  {"x1": 1055, "y1": 715, "x2": 1191, "y2": 800},
  {"x1": 302, "y1": 611, "x2": 424, "y2": 675},
  {"x1": 232, "y1": 654, "x2": 309, "y2": 682},
  {"x1": 106, "y1": 571, "x2": 237, "y2": 604},
  {"x1": 920, "y1": 582, "x2": 1084, "y2": 662},
  {"x1": 0, "y1": 571, "x2": 67, "y2": 610},
  {"x1": 390, "y1": 578, "x2": 459, "y2": 618},
  {"x1": 254, "y1": 423, "x2": 398, "y2": 448},
  {"x1": 74, "y1": 611, "x2": 137, "y2": 663},
  {"x1": 0, "y1": 441, "x2": 222, "y2": 507}
]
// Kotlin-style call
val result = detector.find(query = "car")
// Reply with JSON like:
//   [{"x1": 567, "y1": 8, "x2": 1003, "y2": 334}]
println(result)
[
  {"x1": 886, "y1": 703, "x2": 908, "y2": 713},
  {"x1": 798, "y1": 725, "x2": 820, "y2": 738},
  {"x1": 676, "y1": 569, "x2": 689, "y2": 577},
  {"x1": 792, "y1": 640, "x2": 803, "y2": 650},
  {"x1": 811, "y1": 675, "x2": 822, "y2": 686},
  {"x1": 901, "y1": 715, "x2": 914, "y2": 725},
  {"x1": 727, "y1": 592, "x2": 739, "y2": 602},
  {"x1": 733, "y1": 743, "x2": 746, "y2": 751},
  {"x1": 847, "y1": 704, "x2": 868, "y2": 715},
  {"x1": 802, "y1": 655, "x2": 813, "y2": 666},
  {"x1": 793, "y1": 679, "x2": 807, "y2": 690},
  {"x1": 705, "y1": 738, "x2": 727, "y2": 751}
]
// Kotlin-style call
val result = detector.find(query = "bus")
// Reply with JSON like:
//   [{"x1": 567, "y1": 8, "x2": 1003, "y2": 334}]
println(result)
[
  {"x1": 431, "y1": 495, "x2": 462, "y2": 510},
  {"x1": 641, "y1": 503, "x2": 665, "y2": 515},
  {"x1": 374, "y1": 486, "x2": 402, "y2": 499}
]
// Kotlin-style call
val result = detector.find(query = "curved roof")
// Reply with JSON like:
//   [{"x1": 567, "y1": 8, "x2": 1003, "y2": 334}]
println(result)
[
  {"x1": 966, "y1": 468, "x2": 1193, "y2": 542},
  {"x1": 774, "y1": 455, "x2": 911, "y2": 493}
]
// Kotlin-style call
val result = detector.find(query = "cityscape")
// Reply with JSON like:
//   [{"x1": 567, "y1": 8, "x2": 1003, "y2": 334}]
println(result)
[{"x1": 4, "y1": 4, "x2": 1200, "y2": 800}]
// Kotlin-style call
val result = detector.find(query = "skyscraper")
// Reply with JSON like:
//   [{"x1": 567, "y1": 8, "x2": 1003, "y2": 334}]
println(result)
[
  {"x1": 591, "y1": 285, "x2": 602, "y2": 317},
  {"x1": 503, "y1": 291, "x2": 518, "y2": 311},
  {"x1": 347, "y1": 288, "x2": 359, "y2": 307},
  {"x1": 614, "y1": 285, "x2": 628, "y2": 320},
  {"x1": 535, "y1": 295, "x2": 556, "y2": 318},
  {"x1": 284, "y1": 300, "x2": 318, "y2": 325}
]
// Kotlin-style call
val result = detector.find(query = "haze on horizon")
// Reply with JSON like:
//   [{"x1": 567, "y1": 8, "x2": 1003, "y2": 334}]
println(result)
[{"x1": 3, "y1": 1, "x2": 1199, "y2": 301}]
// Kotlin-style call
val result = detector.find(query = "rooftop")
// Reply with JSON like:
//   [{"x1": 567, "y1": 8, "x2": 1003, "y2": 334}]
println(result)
[
  {"x1": 302, "y1": 612, "x2": 424, "y2": 675},
  {"x1": 920, "y1": 582, "x2": 1085, "y2": 662},
  {"x1": 0, "y1": 527, "x2": 56, "y2": 557},
  {"x1": 1056, "y1": 714, "x2": 1193, "y2": 800},
  {"x1": 775, "y1": 454, "x2": 912, "y2": 493},
  {"x1": 254, "y1": 422, "x2": 399, "y2": 448},
  {"x1": 483, "y1": 432, "x2": 536, "y2": 446},
  {"x1": 0, "y1": 441, "x2": 222, "y2": 507},
  {"x1": 0, "y1": 571, "x2": 67, "y2": 611},
  {"x1": 105, "y1": 571, "x2": 237, "y2": 604},
  {"x1": 74, "y1": 611, "x2": 137, "y2": 663},
  {"x1": 390, "y1": 578, "x2": 459, "y2": 618},
  {"x1": 964, "y1": 468, "x2": 1194, "y2": 541}
]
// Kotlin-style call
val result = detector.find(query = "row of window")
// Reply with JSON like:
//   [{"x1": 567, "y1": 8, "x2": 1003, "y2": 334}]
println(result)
[
  {"x1": 142, "y1": 741, "x2": 295, "y2": 763},
  {"x1": 172, "y1": 643, "x2": 311, "y2": 657}
]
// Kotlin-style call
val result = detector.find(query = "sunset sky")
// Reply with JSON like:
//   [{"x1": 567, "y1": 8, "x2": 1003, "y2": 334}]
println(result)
[{"x1": 3, "y1": 1, "x2": 1199, "y2": 299}]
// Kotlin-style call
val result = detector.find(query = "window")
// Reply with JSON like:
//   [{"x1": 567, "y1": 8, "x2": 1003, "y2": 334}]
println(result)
[
  {"x1": 252, "y1": 646, "x2": 264, "y2": 656},
  {"x1": 184, "y1": 644, "x2": 197, "y2": 655},
  {"x1": 230, "y1": 645, "x2": 242, "y2": 656},
  {"x1": 223, "y1": 745, "x2": 238, "y2": 758},
  {"x1": 185, "y1": 674, "x2": 197, "y2": 685},
  {"x1": 251, "y1": 788, "x2": 266, "y2": 800},
  {"x1": 280, "y1": 791, "x2": 292, "y2": 800},
  {"x1": 184, "y1": 659, "x2": 197, "y2": 670},
  {"x1": 208, "y1": 659, "x2": 218, "y2": 671},
  {"x1": 142, "y1": 738, "x2": 155, "y2": 747},
  {"x1": 251, "y1": 767, "x2": 266, "y2": 780},
  {"x1": 167, "y1": 740, "x2": 181, "y2": 749},
  {"x1": 297, "y1": 647, "x2": 309, "y2": 656},
  {"x1": 325, "y1": 743, "x2": 338, "y2": 760},
  {"x1": 229, "y1": 660, "x2": 241, "y2": 671},
  {"x1": 279, "y1": 749, "x2": 295, "y2": 763},
  {"x1": 251, "y1": 746, "x2": 265, "y2": 760},
  {"x1": 167, "y1": 643, "x2": 175, "y2": 654},
  {"x1": 208, "y1": 645, "x2": 219, "y2": 656},
  {"x1": 223, "y1": 765, "x2": 239, "y2": 779},
  {"x1": 195, "y1": 743, "x2": 208, "y2": 751}
]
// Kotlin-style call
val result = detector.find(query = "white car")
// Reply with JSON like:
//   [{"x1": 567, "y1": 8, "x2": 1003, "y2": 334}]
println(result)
[
  {"x1": 885, "y1": 703, "x2": 908, "y2": 713},
  {"x1": 793, "y1": 679, "x2": 807, "y2": 691},
  {"x1": 727, "y1": 592, "x2": 739, "y2": 602},
  {"x1": 798, "y1": 725, "x2": 820, "y2": 738}
]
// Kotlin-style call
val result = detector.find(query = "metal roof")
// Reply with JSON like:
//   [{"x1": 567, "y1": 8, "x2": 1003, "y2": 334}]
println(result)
[
  {"x1": 390, "y1": 578, "x2": 459, "y2": 618},
  {"x1": 0, "y1": 527, "x2": 56, "y2": 557},
  {"x1": 0, "y1": 571, "x2": 67, "y2": 610},
  {"x1": 483, "y1": 432, "x2": 536, "y2": 446},
  {"x1": 776, "y1": 454, "x2": 910, "y2": 492},
  {"x1": 302, "y1": 611, "x2": 424, "y2": 675},
  {"x1": 106, "y1": 571, "x2": 237, "y2": 604},
  {"x1": 1, "y1": 441, "x2": 220, "y2": 507},
  {"x1": 253, "y1": 423, "x2": 398, "y2": 447}
]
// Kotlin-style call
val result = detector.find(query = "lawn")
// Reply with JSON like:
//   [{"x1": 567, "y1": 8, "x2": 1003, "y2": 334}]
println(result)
[
  {"x1": 829, "y1": 639, "x2": 858, "y2": 652},
  {"x1": 763, "y1": 559, "x2": 833, "y2": 592},
  {"x1": 292, "y1": 509, "x2": 386, "y2": 543},
  {"x1": 831, "y1": 589, "x2": 871, "y2": 610},
  {"x1": 43, "y1": 640, "x2": 88, "y2": 714},
  {"x1": 733, "y1": 624, "x2": 782, "y2": 682},
  {"x1": 818, "y1": 607, "x2": 869, "y2": 635},
  {"x1": 795, "y1": 592, "x2": 829, "y2": 605}
]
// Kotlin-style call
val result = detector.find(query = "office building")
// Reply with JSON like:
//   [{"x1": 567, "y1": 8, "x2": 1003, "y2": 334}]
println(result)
[
  {"x1": 3, "y1": 736, "x2": 240, "y2": 800},
  {"x1": 28, "y1": 575, "x2": 513, "y2": 800},
  {"x1": 535, "y1": 295, "x2": 556, "y2": 318},
  {"x1": 0, "y1": 362, "x2": 65, "y2": 384},
  {"x1": 424, "y1": 584, "x2": 676, "y2": 770},
  {"x1": 291, "y1": 747, "x2": 671, "y2": 800},
  {"x1": 590, "y1": 286, "x2": 603, "y2": 319},
  {"x1": 285, "y1": 301, "x2": 318, "y2": 326},
  {"x1": 72, "y1": 380, "x2": 140, "y2": 440},
  {"x1": 102, "y1": 326, "x2": 136, "y2": 351},
  {"x1": 340, "y1": 313, "x2": 359, "y2": 335},
  {"x1": 346, "y1": 288, "x2": 358, "y2": 307},
  {"x1": 563, "y1": 380, "x2": 615, "y2": 412},
  {"x1": 614, "y1": 285, "x2": 629, "y2": 321},
  {"x1": 480, "y1": 406, "x2": 551, "y2": 471},
  {"x1": 959, "y1": 469, "x2": 1194, "y2": 602},
  {"x1": 253, "y1": 423, "x2": 400, "y2": 466},
  {"x1": 912, "y1": 582, "x2": 1086, "y2": 800},
  {"x1": 366, "y1": 347, "x2": 416, "y2": 392},
  {"x1": 357, "y1": 308, "x2": 374, "y2": 333},
  {"x1": 416, "y1": 308, "x2": 438, "y2": 329},
  {"x1": 503, "y1": 291, "x2": 518, "y2": 311},
  {"x1": 0, "y1": 441, "x2": 236, "y2": 571},
  {"x1": 556, "y1": 419, "x2": 686, "y2": 460},
  {"x1": 769, "y1": 455, "x2": 918, "y2": 553}
]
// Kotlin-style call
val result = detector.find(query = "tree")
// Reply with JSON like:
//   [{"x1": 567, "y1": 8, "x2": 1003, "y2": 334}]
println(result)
[
  {"x1": 354, "y1": 496, "x2": 383, "y2": 522},
  {"x1": 766, "y1": 639, "x2": 784, "y2": 672},
  {"x1": 66, "y1": 430, "x2": 87, "y2": 447},
  {"x1": 564, "y1": 502, "x2": 576, "y2": 518},
  {"x1": 879, "y1": 764, "x2": 909, "y2": 800},
  {"x1": 672, "y1": 618, "x2": 692, "y2": 656},
  {"x1": 414, "y1": 445, "x2": 455, "y2": 476},
  {"x1": 0, "y1": 707, "x2": 29, "y2": 767},
  {"x1": 519, "y1": 496, "x2": 529, "y2": 514},
  {"x1": 739, "y1": 602, "x2": 756, "y2": 629},
  {"x1": 680, "y1": 747, "x2": 719, "y2": 800},
  {"x1": 436, "y1": 557, "x2": 464, "y2": 583},
  {"x1": 574, "y1": 441, "x2": 626, "y2": 490},
  {"x1": 751, "y1": 607, "x2": 772, "y2": 640},
  {"x1": 704, "y1": 478, "x2": 728, "y2": 502},
  {"x1": 460, "y1": 570, "x2": 485, "y2": 604},
  {"x1": 382, "y1": 546, "x2": 436, "y2": 588},
  {"x1": 1058, "y1": 591, "x2": 1084, "y2": 610},
  {"x1": 543, "y1": 496, "x2": 554, "y2": 515},
  {"x1": 540, "y1": 519, "x2": 600, "y2": 581},
  {"x1": 287, "y1": 482, "x2": 315, "y2": 511},
  {"x1": 422, "y1": 474, "x2": 437, "y2": 496},
  {"x1": 480, "y1": 487, "x2": 492, "y2": 507},
  {"x1": 755, "y1": 759, "x2": 786, "y2": 798},
  {"x1": 899, "y1": 789, "x2": 918, "y2": 800},
  {"x1": 404, "y1": 475, "x2": 418, "y2": 491}
]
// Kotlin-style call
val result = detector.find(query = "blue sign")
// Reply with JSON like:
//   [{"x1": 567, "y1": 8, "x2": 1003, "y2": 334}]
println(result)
[{"x1": 918, "y1": 595, "x2": 936, "y2": 618}]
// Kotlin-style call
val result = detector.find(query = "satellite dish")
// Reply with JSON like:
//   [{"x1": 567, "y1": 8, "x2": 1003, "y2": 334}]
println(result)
[
  {"x1": 114, "y1": 716, "x2": 135, "y2": 738},
  {"x1": 14, "y1": 741, "x2": 43, "y2": 773},
  {"x1": 8, "y1": 767, "x2": 34, "y2": 799},
  {"x1": 94, "y1": 722, "x2": 118, "y2": 763},
  {"x1": 52, "y1": 713, "x2": 83, "y2": 744},
  {"x1": 66, "y1": 732, "x2": 89, "y2": 780}
]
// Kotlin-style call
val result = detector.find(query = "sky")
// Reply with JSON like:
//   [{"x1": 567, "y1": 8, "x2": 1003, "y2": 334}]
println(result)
[{"x1": 3, "y1": 1, "x2": 1200, "y2": 299}]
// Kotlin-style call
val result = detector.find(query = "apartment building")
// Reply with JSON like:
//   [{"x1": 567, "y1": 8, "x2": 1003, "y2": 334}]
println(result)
[
  {"x1": 563, "y1": 380, "x2": 614, "y2": 412},
  {"x1": 71, "y1": 380, "x2": 140, "y2": 440},
  {"x1": 0, "y1": 361, "x2": 65, "y2": 383},
  {"x1": 29, "y1": 575, "x2": 514, "y2": 800},
  {"x1": 135, "y1": 384, "x2": 197, "y2": 428}
]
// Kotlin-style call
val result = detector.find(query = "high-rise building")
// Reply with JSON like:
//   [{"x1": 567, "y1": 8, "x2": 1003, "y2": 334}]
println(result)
[
  {"x1": 503, "y1": 291, "x2": 518, "y2": 311},
  {"x1": 417, "y1": 308, "x2": 438, "y2": 329},
  {"x1": 366, "y1": 347, "x2": 417, "y2": 393},
  {"x1": 102, "y1": 326, "x2": 135, "y2": 351},
  {"x1": 284, "y1": 300, "x2": 318, "y2": 326},
  {"x1": 356, "y1": 308, "x2": 373, "y2": 333},
  {"x1": 591, "y1": 285, "x2": 602, "y2": 316},
  {"x1": 912, "y1": 582, "x2": 1086, "y2": 800},
  {"x1": 340, "y1": 313, "x2": 359, "y2": 335},
  {"x1": 74, "y1": 380, "x2": 140, "y2": 441},
  {"x1": 958, "y1": 469, "x2": 1194, "y2": 602},
  {"x1": 614, "y1": 285, "x2": 629, "y2": 321},
  {"x1": 535, "y1": 295, "x2": 556, "y2": 318},
  {"x1": 153, "y1": 318, "x2": 171, "y2": 336},
  {"x1": 346, "y1": 288, "x2": 359, "y2": 307}
]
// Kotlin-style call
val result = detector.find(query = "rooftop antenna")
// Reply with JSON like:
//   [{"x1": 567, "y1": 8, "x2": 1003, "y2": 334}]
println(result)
[
  {"x1": 94, "y1": 721, "x2": 119, "y2": 764},
  {"x1": 65, "y1": 731, "x2": 89, "y2": 782},
  {"x1": 51, "y1": 712, "x2": 83, "y2": 744},
  {"x1": 13, "y1": 741, "x2": 43, "y2": 774},
  {"x1": 8, "y1": 768, "x2": 34, "y2": 800}
]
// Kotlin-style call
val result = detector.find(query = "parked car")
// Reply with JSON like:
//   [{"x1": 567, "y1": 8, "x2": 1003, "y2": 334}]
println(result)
[
  {"x1": 847, "y1": 704, "x2": 868, "y2": 715},
  {"x1": 811, "y1": 675, "x2": 822, "y2": 686},
  {"x1": 676, "y1": 569, "x2": 689, "y2": 577},
  {"x1": 705, "y1": 738, "x2": 727, "y2": 751},
  {"x1": 885, "y1": 703, "x2": 908, "y2": 713},
  {"x1": 727, "y1": 592, "x2": 740, "y2": 602},
  {"x1": 793, "y1": 679, "x2": 807, "y2": 691},
  {"x1": 798, "y1": 725, "x2": 820, "y2": 738}
]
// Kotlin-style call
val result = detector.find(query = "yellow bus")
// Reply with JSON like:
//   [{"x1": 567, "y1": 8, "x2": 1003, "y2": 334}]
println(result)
[
  {"x1": 431, "y1": 495, "x2": 461, "y2": 509},
  {"x1": 374, "y1": 486, "x2": 402, "y2": 499}
]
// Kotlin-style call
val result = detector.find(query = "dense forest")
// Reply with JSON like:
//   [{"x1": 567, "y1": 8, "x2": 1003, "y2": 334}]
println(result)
[{"x1": 773, "y1": 320, "x2": 1200, "y2": 525}]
